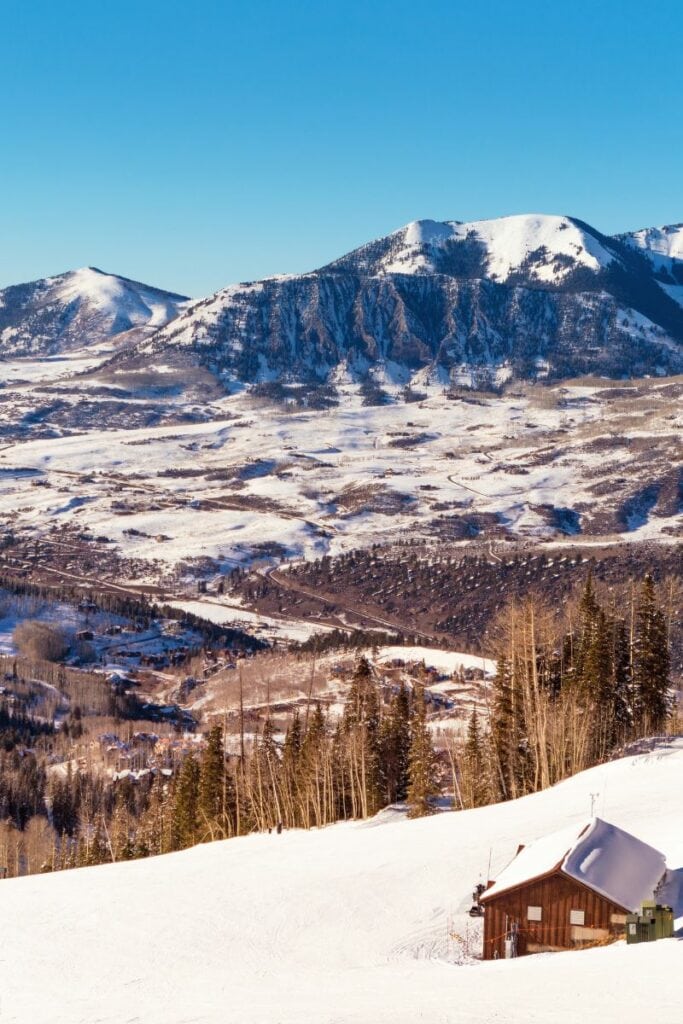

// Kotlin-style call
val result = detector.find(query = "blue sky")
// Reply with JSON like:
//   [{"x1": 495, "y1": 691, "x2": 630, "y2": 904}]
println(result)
[{"x1": 2, "y1": 0, "x2": 681, "y2": 297}]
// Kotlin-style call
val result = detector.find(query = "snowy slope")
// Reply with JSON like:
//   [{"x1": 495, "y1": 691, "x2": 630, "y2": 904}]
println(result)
[
  {"x1": 0, "y1": 267, "x2": 188, "y2": 356},
  {"x1": 1, "y1": 738, "x2": 681, "y2": 1023},
  {"x1": 622, "y1": 223, "x2": 683, "y2": 261},
  {"x1": 328, "y1": 213, "x2": 618, "y2": 283},
  {"x1": 616, "y1": 224, "x2": 683, "y2": 311}
]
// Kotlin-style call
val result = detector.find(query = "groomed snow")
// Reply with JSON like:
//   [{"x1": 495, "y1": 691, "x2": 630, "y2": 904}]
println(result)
[{"x1": 1, "y1": 738, "x2": 681, "y2": 1023}]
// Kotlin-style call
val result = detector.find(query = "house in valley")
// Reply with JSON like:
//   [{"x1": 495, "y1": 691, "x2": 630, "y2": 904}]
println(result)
[{"x1": 480, "y1": 817, "x2": 667, "y2": 959}]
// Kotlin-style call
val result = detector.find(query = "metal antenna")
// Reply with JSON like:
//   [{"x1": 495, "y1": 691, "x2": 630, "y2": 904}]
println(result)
[{"x1": 589, "y1": 792, "x2": 599, "y2": 817}]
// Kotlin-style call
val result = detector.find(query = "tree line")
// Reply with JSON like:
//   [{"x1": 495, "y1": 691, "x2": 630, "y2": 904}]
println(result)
[
  {"x1": 456, "y1": 573, "x2": 673, "y2": 807},
  {"x1": 0, "y1": 657, "x2": 439, "y2": 875},
  {"x1": 0, "y1": 573, "x2": 674, "y2": 878}
]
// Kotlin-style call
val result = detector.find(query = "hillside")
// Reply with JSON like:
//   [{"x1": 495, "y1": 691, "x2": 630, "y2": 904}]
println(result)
[
  {"x1": 0, "y1": 267, "x2": 188, "y2": 356},
  {"x1": 1, "y1": 738, "x2": 681, "y2": 1023}
]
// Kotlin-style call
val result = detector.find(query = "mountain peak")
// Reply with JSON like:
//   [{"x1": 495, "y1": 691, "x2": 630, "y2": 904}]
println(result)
[
  {"x1": 323, "y1": 212, "x2": 618, "y2": 283},
  {"x1": 0, "y1": 267, "x2": 189, "y2": 357},
  {"x1": 619, "y1": 223, "x2": 683, "y2": 261}
]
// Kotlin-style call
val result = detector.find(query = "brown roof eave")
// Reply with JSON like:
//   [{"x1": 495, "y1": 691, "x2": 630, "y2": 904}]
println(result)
[
  {"x1": 480, "y1": 862, "x2": 632, "y2": 913},
  {"x1": 479, "y1": 857, "x2": 566, "y2": 904}
]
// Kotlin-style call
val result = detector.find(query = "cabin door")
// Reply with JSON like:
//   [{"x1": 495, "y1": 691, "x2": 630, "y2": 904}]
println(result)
[{"x1": 504, "y1": 920, "x2": 525, "y2": 958}]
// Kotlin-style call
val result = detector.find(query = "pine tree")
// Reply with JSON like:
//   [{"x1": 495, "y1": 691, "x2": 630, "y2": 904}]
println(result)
[
  {"x1": 379, "y1": 683, "x2": 411, "y2": 804},
  {"x1": 110, "y1": 796, "x2": 135, "y2": 861},
  {"x1": 406, "y1": 684, "x2": 438, "y2": 818},
  {"x1": 462, "y1": 707, "x2": 488, "y2": 808},
  {"x1": 173, "y1": 754, "x2": 200, "y2": 849},
  {"x1": 136, "y1": 774, "x2": 164, "y2": 857},
  {"x1": 611, "y1": 620, "x2": 632, "y2": 743},
  {"x1": 342, "y1": 657, "x2": 381, "y2": 817},
  {"x1": 633, "y1": 575, "x2": 671, "y2": 735},
  {"x1": 198, "y1": 725, "x2": 232, "y2": 841},
  {"x1": 573, "y1": 571, "x2": 600, "y2": 698},
  {"x1": 489, "y1": 654, "x2": 520, "y2": 801},
  {"x1": 587, "y1": 609, "x2": 616, "y2": 760},
  {"x1": 300, "y1": 702, "x2": 327, "y2": 827},
  {"x1": 281, "y1": 710, "x2": 303, "y2": 827}
]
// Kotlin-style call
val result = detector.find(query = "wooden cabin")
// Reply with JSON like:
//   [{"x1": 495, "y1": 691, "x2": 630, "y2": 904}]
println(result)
[{"x1": 480, "y1": 817, "x2": 666, "y2": 959}]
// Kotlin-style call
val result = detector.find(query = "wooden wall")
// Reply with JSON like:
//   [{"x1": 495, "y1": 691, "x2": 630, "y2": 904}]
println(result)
[{"x1": 482, "y1": 871, "x2": 627, "y2": 959}]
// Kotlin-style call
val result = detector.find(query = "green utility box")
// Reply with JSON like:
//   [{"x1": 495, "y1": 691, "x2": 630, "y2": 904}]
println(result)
[{"x1": 626, "y1": 902, "x2": 674, "y2": 944}]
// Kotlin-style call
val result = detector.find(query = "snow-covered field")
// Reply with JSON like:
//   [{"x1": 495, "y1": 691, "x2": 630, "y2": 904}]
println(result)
[
  {"x1": 168, "y1": 597, "x2": 336, "y2": 643},
  {"x1": 1, "y1": 738, "x2": 681, "y2": 1023},
  {"x1": 376, "y1": 645, "x2": 496, "y2": 676},
  {"x1": 0, "y1": 374, "x2": 679, "y2": 579}
]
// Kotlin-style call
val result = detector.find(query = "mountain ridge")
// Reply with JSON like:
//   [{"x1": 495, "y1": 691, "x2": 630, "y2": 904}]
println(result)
[
  {"x1": 2, "y1": 213, "x2": 682, "y2": 385},
  {"x1": 129, "y1": 212, "x2": 683, "y2": 387}
]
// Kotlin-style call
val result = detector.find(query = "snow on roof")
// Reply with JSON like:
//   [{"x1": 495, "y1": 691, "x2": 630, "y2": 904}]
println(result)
[
  {"x1": 375, "y1": 645, "x2": 496, "y2": 676},
  {"x1": 482, "y1": 817, "x2": 666, "y2": 912}
]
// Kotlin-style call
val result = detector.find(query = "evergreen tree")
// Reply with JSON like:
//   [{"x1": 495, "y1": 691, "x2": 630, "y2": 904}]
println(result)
[
  {"x1": 379, "y1": 684, "x2": 411, "y2": 804},
  {"x1": 136, "y1": 774, "x2": 168, "y2": 857},
  {"x1": 573, "y1": 571, "x2": 600, "y2": 697},
  {"x1": 110, "y1": 796, "x2": 135, "y2": 861},
  {"x1": 342, "y1": 657, "x2": 381, "y2": 817},
  {"x1": 587, "y1": 609, "x2": 616, "y2": 760},
  {"x1": 633, "y1": 575, "x2": 671, "y2": 735},
  {"x1": 281, "y1": 710, "x2": 303, "y2": 827},
  {"x1": 173, "y1": 754, "x2": 200, "y2": 849},
  {"x1": 299, "y1": 702, "x2": 327, "y2": 827},
  {"x1": 489, "y1": 654, "x2": 521, "y2": 801},
  {"x1": 198, "y1": 725, "x2": 233, "y2": 841},
  {"x1": 611, "y1": 620, "x2": 632, "y2": 742},
  {"x1": 406, "y1": 684, "x2": 438, "y2": 818},
  {"x1": 463, "y1": 707, "x2": 488, "y2": 808}
]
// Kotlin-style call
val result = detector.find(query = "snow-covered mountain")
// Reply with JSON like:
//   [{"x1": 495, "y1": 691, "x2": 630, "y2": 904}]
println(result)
[
  {"x1": 322, "y1": 213, "x2": 618, "y2": 282},
  {"x1": 1, "y1": 738, "x2": 681, "y2": 1023},
  {"x1": 621, "y1": 223, "x2": 683, "y2": 261},
  {"x1": 0, "y1": 267, "x2": 189, "y2": 356},
  {"x1": 132, "y1": 213, "x2": 683, "y2": 386},
  {"x1": 3, "y1": 215, "x2": 683, "y2": 382}
]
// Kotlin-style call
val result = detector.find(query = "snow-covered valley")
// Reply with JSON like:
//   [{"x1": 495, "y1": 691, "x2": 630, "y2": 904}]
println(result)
[
  {"x1": 0, "y1": 373, "x2": 679, "y2": 585},
  {"x1": 0, "y1": 211, "x2": 680, "y2": 595}
]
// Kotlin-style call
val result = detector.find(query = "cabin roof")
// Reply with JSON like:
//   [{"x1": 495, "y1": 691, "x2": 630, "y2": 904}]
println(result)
[{"x1": 481, "y1": 817, "x2": 666, "y2": 912}]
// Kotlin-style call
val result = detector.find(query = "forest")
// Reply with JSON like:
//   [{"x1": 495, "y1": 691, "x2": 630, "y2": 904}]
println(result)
[{"x1": 0, "y1": 572, "x2": 675, "y2": 878}]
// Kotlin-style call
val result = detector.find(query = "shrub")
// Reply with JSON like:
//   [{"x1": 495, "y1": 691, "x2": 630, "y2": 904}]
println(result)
[{"x1": 13, "y1": 620, "x2": 69, "y2": 662}]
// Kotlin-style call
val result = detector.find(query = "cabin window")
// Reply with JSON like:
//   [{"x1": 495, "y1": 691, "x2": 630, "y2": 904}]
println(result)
[
  {"x1": 570, "y1": 909, "x2": 585, "y2": 926},
  {"x1": 527, "y1": 906, "x2": 542, "y2": 921}
]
